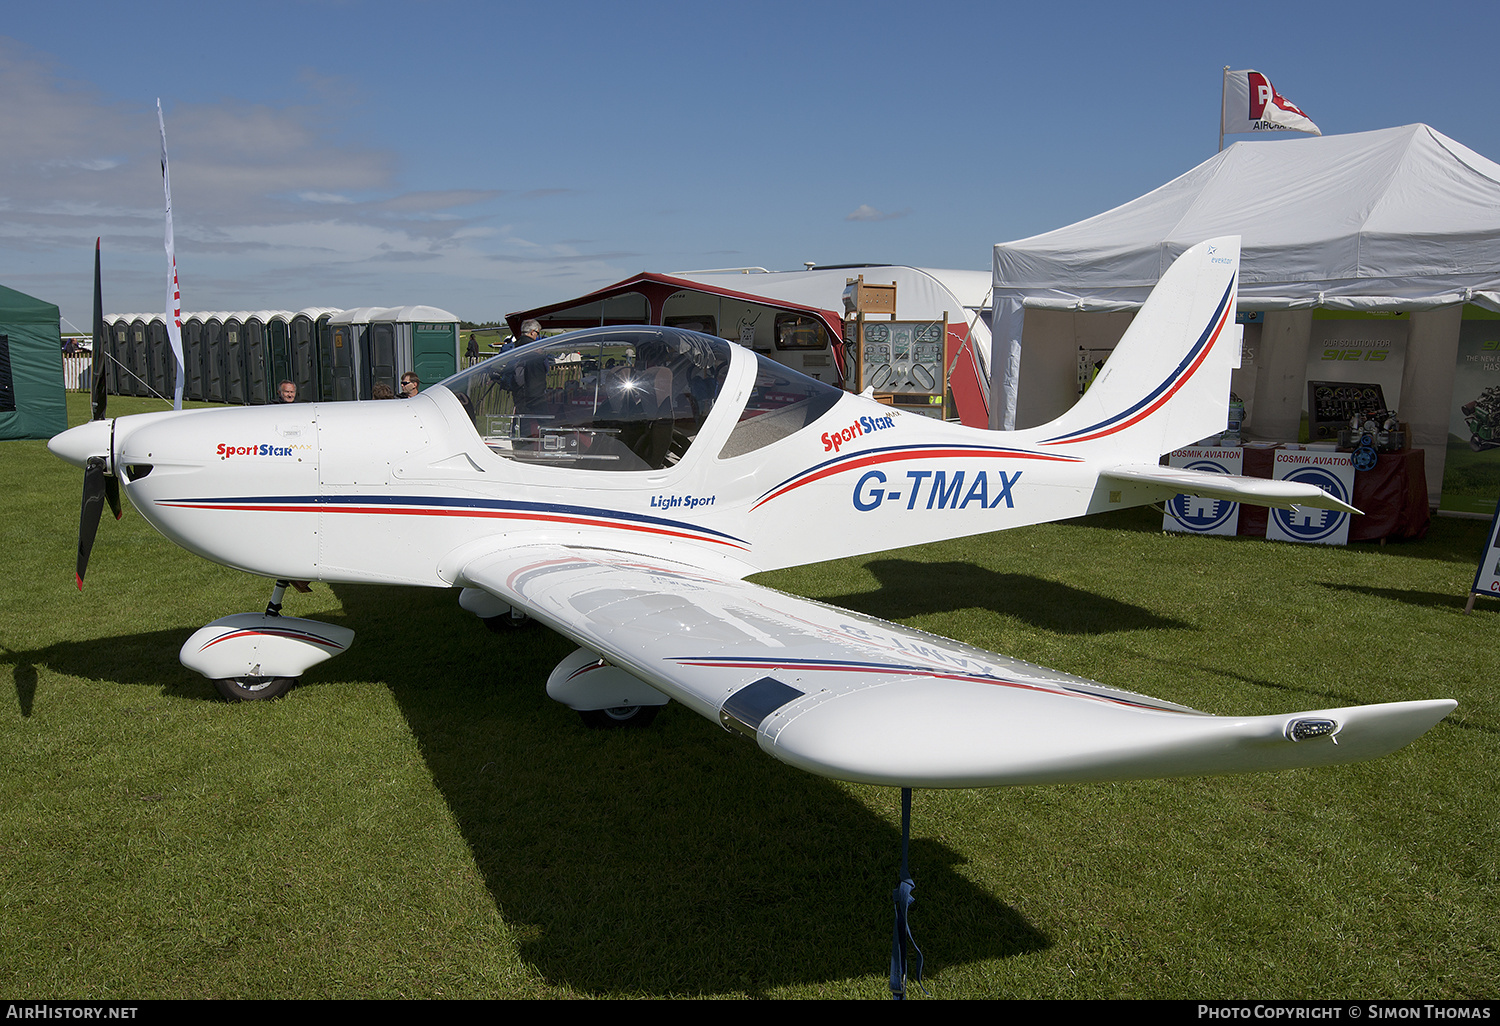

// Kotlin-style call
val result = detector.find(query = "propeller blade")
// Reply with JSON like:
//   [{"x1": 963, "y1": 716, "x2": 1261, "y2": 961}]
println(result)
[
  {"x1": 77, "y1": 456, "x2": 108, "y2": 590},
  {"x1": 105, "y1": 473, "x2": 122, "y2": 521},
  {"x1": 91, "y1": 238, "x2": 106, "y2": 422}
]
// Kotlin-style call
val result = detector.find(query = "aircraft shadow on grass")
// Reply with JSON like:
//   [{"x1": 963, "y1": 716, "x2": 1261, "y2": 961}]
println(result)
[
  {"x1": 4, "y1": 628, "x2": 224, "y2": 718},
  {"x1": 325, "y1": 583, "x2": 1049, "y2": 994},
  {"x1": 4, "y1": 582, "x2": 1064, "y2": 994}
]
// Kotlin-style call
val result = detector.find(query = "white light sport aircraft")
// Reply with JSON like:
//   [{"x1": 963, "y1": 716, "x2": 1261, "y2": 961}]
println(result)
[
  {"x1": 51, "y1": 236, "x2": 1452, "y2": 788},
  {"x1": 53, "y1": 237, "x2": 1454, "y2": 993}
]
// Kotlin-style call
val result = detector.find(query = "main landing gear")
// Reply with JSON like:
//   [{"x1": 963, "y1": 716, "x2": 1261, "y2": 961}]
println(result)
[{"x1": 179, "y1": 580, "x2": 354, "y2": 702}]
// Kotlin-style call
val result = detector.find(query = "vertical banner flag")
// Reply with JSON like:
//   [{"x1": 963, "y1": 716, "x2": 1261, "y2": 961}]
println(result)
[
  {"x1": 1221, "y1": 69, "x2": 1321, "y2": 138},
  {"x1": 158, "y1": 99, "x2": 185, "y2": 409}
]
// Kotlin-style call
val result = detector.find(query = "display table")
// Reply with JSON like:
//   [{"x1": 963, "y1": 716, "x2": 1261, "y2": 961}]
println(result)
[{"x1": 1234, "y1": 446, "x2": 1429, "y2": 542}]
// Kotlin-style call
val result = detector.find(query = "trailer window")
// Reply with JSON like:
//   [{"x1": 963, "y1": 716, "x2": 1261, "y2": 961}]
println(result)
[{"x1": 774, "y1": 312, "x2": 831, "y2": 351}]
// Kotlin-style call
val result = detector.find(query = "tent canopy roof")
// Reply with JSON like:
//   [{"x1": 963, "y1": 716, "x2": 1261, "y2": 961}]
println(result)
[{"x1": 993, "y1": 124, "x2": 1500, "y2": 312}]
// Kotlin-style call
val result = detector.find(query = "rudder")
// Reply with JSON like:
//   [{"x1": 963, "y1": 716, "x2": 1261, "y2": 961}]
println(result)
[{"x1": 1029, "y1": 236, "x2": 1242, "y2": 460}]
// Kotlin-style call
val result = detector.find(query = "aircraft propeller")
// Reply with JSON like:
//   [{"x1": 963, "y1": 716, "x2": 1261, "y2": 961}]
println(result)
[
  {"x1": 71, "y1": 238, "x2": 121, "y2": 590},
  {"x1": 76, "y1": 453, "x2": 121, "y2": 589}
]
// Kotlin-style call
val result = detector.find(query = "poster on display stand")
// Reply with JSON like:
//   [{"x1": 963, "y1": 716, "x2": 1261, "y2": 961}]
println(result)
[
  {"x1": 1302, "y1": 317, "x2": 1407, "y2": 441},
  {"x1": 1442, "y1": 315, "x2": 1500, "y2": 516},
  {"x1": 1265, "y1": 451, "x2": 1355, "y2": 546},
  {"x1": 1162, "y1": 448, "x2": 1243, "y2": 536},
  {"x1": 859, "y1": 319, "x2": 947, "y2": 396},
  {"x1": 1465, "y1": 494, "x2": 1500, "y2": 612}
]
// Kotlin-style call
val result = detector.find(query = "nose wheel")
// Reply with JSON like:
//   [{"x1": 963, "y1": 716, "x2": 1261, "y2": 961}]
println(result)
[{"x1": 213, "y1": 676, "x2": 297, "y2": 702}]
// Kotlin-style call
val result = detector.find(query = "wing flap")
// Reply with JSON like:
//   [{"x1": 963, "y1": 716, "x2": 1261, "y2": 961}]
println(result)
[
  {"x1": 1102, "y1": 464, "x2": 1361, "y2": 515},
  {"x1": 457, "y1": 544, "x2": 1449, "y2": 788}
]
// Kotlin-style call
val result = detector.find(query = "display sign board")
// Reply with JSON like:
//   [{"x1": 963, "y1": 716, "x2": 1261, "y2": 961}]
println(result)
[
  {"x1": 1442, "y1": 316, "x2": 1500, "y2": 516},
  {"x1": 1266, "y1": 451, "x2": 1354, "y2": 546},
  {"x1": 1162, "y1": 447, "x2": 1243, "y2": 536},
  {"x1": 1306, "y1": 381, "x2": 1387, "y2": 442},
  {"x1": 1468, "y1": 499, "x2": 1500, "y2": 608},
  {"x1": 1303, "y1": 318, "x2": 1407, "y2": 440},
  {"x1": 860, "y1": 319, "x2": 947, "y2": 395}
]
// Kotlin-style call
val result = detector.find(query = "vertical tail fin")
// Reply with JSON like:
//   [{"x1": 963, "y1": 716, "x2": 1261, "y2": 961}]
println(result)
[{"x1": 1029, "y1": 236, "x2": 1241, "y2": 459}]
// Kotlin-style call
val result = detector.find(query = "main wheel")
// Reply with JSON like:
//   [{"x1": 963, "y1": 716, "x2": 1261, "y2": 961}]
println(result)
[
  {"x1": 578, "y1": 705, "x2": 660, "y2": 730},
  {"x1": 483, "y1": 610, "x2": 532, "y2": 632},
  {"x1": 213, "y1": 676, "x2": 297, "y2": 702}
]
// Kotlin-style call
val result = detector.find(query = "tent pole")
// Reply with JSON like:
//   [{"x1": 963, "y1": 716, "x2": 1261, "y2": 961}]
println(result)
[{"x1": 1219, "y1": 66, "x2": 1229, "y2": 153}]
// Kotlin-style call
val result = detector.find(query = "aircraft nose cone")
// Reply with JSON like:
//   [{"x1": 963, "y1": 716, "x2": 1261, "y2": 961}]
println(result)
[{"x1": 48, "y1": 419, "x2": 112, "y2": 469}]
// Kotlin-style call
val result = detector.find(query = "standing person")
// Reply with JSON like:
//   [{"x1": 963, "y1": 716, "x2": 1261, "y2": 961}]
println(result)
[
  {"x1": 278, "y1": 380, "x2": 297, "y2": 403},
  {"x1": 465, "y1": 333, "x2": 480, "y2": 365},
  {"x1": 400, "y1": 372, "x2": 420, "y2": 398},
  {"x1": 520, "y1": 319, "x2": 543, "y2": 345}
]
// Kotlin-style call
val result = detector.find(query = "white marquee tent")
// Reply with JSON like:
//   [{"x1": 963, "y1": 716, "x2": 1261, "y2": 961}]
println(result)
[{"x1": 991, "y1": 124, "x2": 1500, "y2": 502}]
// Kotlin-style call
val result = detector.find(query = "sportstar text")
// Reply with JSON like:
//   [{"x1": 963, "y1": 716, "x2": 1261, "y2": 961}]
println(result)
[
  {"x1": 822, "y1": 414, "x2": 896, "y2": 453},
  {"x1": 216, "y1": 442, "x2": 303, "y2": 458}
]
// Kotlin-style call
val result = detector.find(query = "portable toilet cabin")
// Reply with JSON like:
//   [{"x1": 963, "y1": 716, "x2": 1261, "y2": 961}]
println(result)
[
  {"x1": 102, "y1": 316, "x2": 128, "y2": 397},
  {"x1": 204, "y1": 314, "x2": 229, "y2": 403},
  {"x1": 145, "y1": 317, "x2": 177, "y2": 399},
  {"x1": 360, "y1": 307, "x2": 401, "y2": 398},
  {"x1": 324, "y1": 308, "x2": 375, "y2": 401},
  {"x1": 366, "y1": 305, "x2": 461, "y2": 395},
  {"x1": 291, "y1": 307, "x2": 337, "y2": 401},
  {"x1": 181, "y1": 314, "x2": 206, "y2": 401},
  {"x1": 265, "y1": 312, "x2": 293, "y2": 402},
  {"x1": 125, "y1": 316, "x2": 150, "y2": 397},
  {"x1": 220, "y1": 313, "x2": 245, "y2": 404},
  {"x1": 239, "y1": 311, "x2": 277, "y2": 405}
]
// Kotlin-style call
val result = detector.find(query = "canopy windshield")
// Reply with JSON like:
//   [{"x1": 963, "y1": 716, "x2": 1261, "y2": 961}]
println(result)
[{"x1": 437, "y1": 326, "x2": 733, "y2": 472}]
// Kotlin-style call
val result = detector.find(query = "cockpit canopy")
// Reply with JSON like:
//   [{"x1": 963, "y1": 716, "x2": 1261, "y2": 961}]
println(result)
[{"x1": 437, "y1": 325, "x2": 845, "y2": 472}]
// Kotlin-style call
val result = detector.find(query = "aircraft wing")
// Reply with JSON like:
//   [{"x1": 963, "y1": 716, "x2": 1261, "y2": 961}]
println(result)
[
  {"x1": 455, "y1": 544, "x2": 1449, "y2": 788},
  {"x1": 1101, "y1": 464, "x2": 1362, "y2": 515}
]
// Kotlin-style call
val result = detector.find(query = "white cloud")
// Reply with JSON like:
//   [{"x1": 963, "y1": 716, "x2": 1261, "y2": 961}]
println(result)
[
  {"x1": 845, "y1": 204, "x2": 911, "y2": 222},
  {"x1": 0, "y1": 36, "x2": 635, "y2": 325}
]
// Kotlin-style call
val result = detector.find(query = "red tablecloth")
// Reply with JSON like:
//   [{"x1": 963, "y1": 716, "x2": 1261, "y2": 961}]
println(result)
[{"x1": 1233, "y1": 447, "x2": 1429, "y2": 541}]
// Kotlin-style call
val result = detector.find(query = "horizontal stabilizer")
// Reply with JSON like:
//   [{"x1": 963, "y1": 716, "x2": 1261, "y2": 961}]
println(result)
[{"x1": 1101, "y1": 464, "x2": 1361, "y2": 515}]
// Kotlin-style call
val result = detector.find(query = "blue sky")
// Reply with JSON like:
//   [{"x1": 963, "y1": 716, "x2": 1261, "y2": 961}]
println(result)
[{"x1": 3, "y1": 0, "x2": 1496, "y2": 329}]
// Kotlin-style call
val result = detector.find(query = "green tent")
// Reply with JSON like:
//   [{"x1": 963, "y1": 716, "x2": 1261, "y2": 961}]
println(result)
[{"x1": 0, "y1": 283, "x2": 68, "y2": 441}]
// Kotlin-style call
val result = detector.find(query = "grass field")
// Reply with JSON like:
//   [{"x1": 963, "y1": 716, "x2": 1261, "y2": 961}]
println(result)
[{"x1": 1, "y1": 395, "x2": 1496, "y2": 999}]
